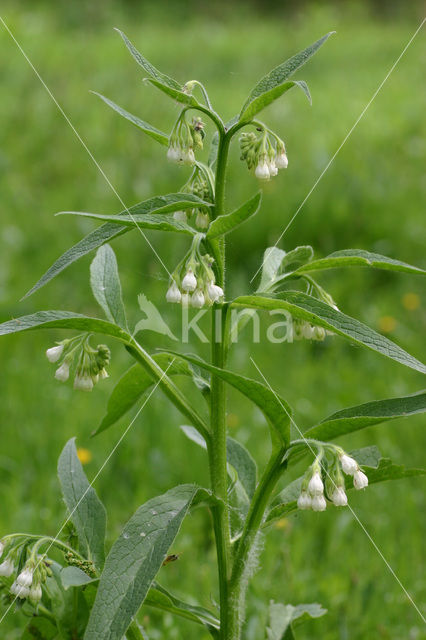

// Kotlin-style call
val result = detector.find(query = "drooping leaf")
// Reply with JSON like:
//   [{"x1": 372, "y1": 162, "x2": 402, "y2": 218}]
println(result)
[
  {"x1": 167, "y1": 351, "x2": 292, "y2": 448},
  {"x1": 241, "y1": 80, "x2": 311, "y2": 122},
  {"x1": 239, "y1": 32, "x2": 333, "y2": 122},
  {"x1": 94, "y1": 354, "x2": 195, "y2": 436},
  {"x1": 305, "y1": 390, "x2": 426, "y2": 441},
  {"x1": 0, "y1": 310, "x2": 129, "y2": 341},
  {"x1": 279, "y1": 246, "x2": 314, "y2": 274},
  {"x1": 146, "y1": 78, "x2": 201, "y2": 108},
  {"x1": 232, "y1": 292, "x2": 426, "y2": 374},
  {"x1": 92, "y1": 92, "x2": 169, "y2": 145},
  {"x1": 145, "y1": 582, "x2": 220, "y2": 633},
  {"x1": 258, "y1": 246, "x2": 314, "y2": 292},
  {"x1": 58, "y1": 211, "x2": 198, "y2": 236},
  {"x1": 90, "y1": 245, "x2": 127, "y2": 328},
  {"x1": 23, "y1": 193, "x2": 208, "y2": 299},
  {"x1": 61, "y1": 566, "x2": 97, "y2": 590},
  {"x1": 84, "y1": 485, "x2": 205, "y2": 640},
  {"x1": 293, "y1": 249, "x2": 426, "y2": 276},
  {"x1": 207, "y1": 192, "x2": 262, "y2": 239},
  {"x1": 266, "y1": 601, "x2": 327, "y2": 639},
  {"x1": 58, "y1": 439, "x2": 107, "y2": 571},
  {"x1": 115, "y1": 29, "x2": 181, "y2": 90}
]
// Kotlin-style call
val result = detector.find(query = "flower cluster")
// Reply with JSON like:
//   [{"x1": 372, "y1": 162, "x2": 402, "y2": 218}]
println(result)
[
  {"x1": 0, "y1": 542, "x2": 51, "y2": 605},
  {"x1": 166, "y1": 239, "x2": 223, "y2": 308},
  {"x1": 297, "y1": 449, "x2": 368, "y2": 512},
  {"x1": 240, "y1": 129, "x2": 288, "y2": 181},
  {"x1": 46, "y1": 335, "x2": 110, "y2": 392},
  {"x1": 167, "y1": 113, "x2": 205, "y2": 165},
  {"x1": 173, "y1": 164, "x2": 214, "y2": 230},
  {"x1": 287, "y1": 284, "x2": 339, "y2": 343}
]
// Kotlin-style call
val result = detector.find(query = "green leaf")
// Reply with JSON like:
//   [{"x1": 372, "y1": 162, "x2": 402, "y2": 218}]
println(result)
[
  {"x1": 22, "y1": 618, "x2": 57, "y2": 640},
  {"x1": 90, "y1": 245, "x2": 127, "y2": 328},
  {"x1": 305, "y1": 390, "x2": 426, "y2": 441},
  {"x1": 226, "y1": 437, "x2": 257, "y2": 499},
  {"x1": 145, "y1": 582, "x2": 220, "y2": 633},
  {"x1": 207, "y1": 192, "x2": 262, "y2": 239},
  {"x1": 115, "y1": 29, "x2": 181, "y2": 90},
  {"x1": 359, "y1": 457, "x2": 426, "y2": 487},
  {"x1": 58, "y1": 439, "x2": 107, "y2": 571},
  {"x1": 241, "y1": 80, "x2": 311, "y2": 122},
  {"x1": 58, "y1": 211, "x2": 198, "y2": 235},
  {"x1": 92, "y1": 92, "x2": 169, "y2": 145},
  {"x1": 23, "y1": 193, "x2": 207, "y2": 299},
  {"x1": 280, "y1": 246, "x2": 314, "y2": 273},
  {"x1": 266, "y1": 601, "x2": 327, "y2": 639},
  {"x1": 134, "y1": 293, "x2": 178, "y2": 340},
  {"x1": 146, "y1": 78, "x2": 200, "y2": 108},
  {"x1": 61, "y1": 566, "x2": 97, "y2": 590},
  {"x1": 351, "y1": 445, "x2": 382, "y2": 468},
  {"x1": 259, "y1": 246, "x2": 314, "y2": 292},
  {"x1": 180, "y1": 425, "x2": 257, "y2": 500},
  {"x1": 167, "y1": 351, "x2": 292, "y2": 449},
  {"x1": 0, "y1": 310, "x2": 129, "y2": 341},
  {"x1": 84, "y1": 484, "x2": 202, "y2": 640},
  {"x1": 293, "y1": 249, "x2": 426, "y2": 276},
  {"x1": 94, "y1": 354, "x2": 195, "y2": 436},
  {"x1": 239, "y1": 32, "x2": 333, "y2": 122},
  {"x1": 232, "y1": 292, "x2": 426, "y2": 374}
]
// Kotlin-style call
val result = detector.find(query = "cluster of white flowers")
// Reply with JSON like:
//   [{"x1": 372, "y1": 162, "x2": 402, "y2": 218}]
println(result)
[
  {"x1": 166, "y1": 270, "x2": 223, "y2": 308},
  {"x1": 240, "y1": 131, "x2": 288, "y2": 181},
  {"x1": 297, "y1": 451, "x2": 368, "y2": 512},
  {"x1": 287, "y1": 319, "x2": 327, "y2": 343},
  {"x1": 172, "y1": 164, "x2": 214, "y2": 230},
  {"x1": 167, "y1": 114, "x2": 204, "y2": 166},
  {"x1": 46, "y1": 337, "x2": 110, "y2": 392}
]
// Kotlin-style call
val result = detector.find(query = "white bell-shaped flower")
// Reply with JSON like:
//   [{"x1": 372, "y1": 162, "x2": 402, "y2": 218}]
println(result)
[
  {"x1": 340, "y1": 454, "x2": 358, "y2": 476},
  {"x1": 29, "y1": 583, "x2": 43, "y2": 604},
  {"x1": 207, "y1": 282, "x2": 224, "y2": 303},
  {"x1": 173, "y1": 210, "x2": 188, "y2": 223},
  {"x1": 353, "y1": 470, "x2": 369, "y2": 490},
  {"x1": 255, "y1": 161, "x2": 270, "y2": 180},
  {"x1": 191, "y1": 290, "x2": 205, "y2": 309},
  {"x1": 297, "y1": 490, "x2": 312, "y2": 510},
  {"x1": 55, "y1": 361, "x2": 70, "y2": 382},
  {"x1": 167, "y1": 145, "x2": 180, "y2": 162},
  {"x1": 276, "y1": 151, "x2": 288, "y2": 169},
  {"x1": 0, "y1": 559, "x2": 15, "y2": 577},
  {"x1": 195, "y1": 211, "x2": 209, "y2": 229},
  {"x1": 166, "y1": 281, "x2": 182, "y2": 304},
  {"x1": 17, "y1": 567, "x2": 33, "y2": 588},
  {"x1": 331, "y1": 487, "x2": 348, "y2": 506},
  {"x1": 311, "y1": 494, "x2": 327, "y2": 511},
  {"x1": 182, "y1": 269, "x2": 197, "y2": 292},
  {"x1": 11, "y1": 582, "x2": 30, "y2": 599},
  {"x1": 46, "y1": 345, "x2": 64, "y2": 363},
  {"x1": 308, "y1": 471, "x2": 324, "y2": 496},
  {"x1": 74, "y1": 374, "x2": 94, "y2": 392}
]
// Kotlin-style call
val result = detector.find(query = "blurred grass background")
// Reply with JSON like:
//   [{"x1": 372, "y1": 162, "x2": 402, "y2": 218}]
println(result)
[{"x1": 0, "y1": 0, "x2": 425, "y2": 638}]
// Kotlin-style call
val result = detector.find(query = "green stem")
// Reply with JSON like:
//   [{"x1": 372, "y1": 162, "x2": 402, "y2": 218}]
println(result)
[{"x1": 228, "y1": 451, "x2": 286, "y2": 638}]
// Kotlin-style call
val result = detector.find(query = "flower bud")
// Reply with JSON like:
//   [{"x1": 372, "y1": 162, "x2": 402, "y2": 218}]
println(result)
[
  {"x1": 313, "y1": 326, "x2": 326, "y2": 341},
  {"x1": 55, "y1": 361, "x2": 70, "y2": 382},
  {"x1": 99, "y1": 368, "x2": 109, "y2": 379},
  {"x1": 302, "y1": 323, "x2": 314, "y2": 339},
  {"x1": 207, "y1": 282, "x2": 224, "y2": 303},
  {"x1": 276, "y1": 152, "x2": 288, "y2": 169},
  {"x1": 312, "y1": 494, "x2": 327, "y2": 511},
  {"x1": 331, "y1": 487, "x2": 348, "y2": 507},
  {"x1": 29, "y1": 583, "x2": 43, "y2": 605},
  {"x1": 167, "y1": 145, "x2": 180, "y2": 162},
  {"x1": 46, "y1": 344, "x2": 64, "y2": 363},
  {"x1": 191, "y1": 290, "x2": 205, "y2": 309},
  {"x1": 74, "y1": 374, "x2": 94, "y2": 392},
  {"x1": 17, "y1": 567, "x2": 33, "y2": 588},
  {"x1": 166, "y1": 281, "x2": 182, "y2": 304},
  {"x1": 297, "y1": 490, "x2": 312, "y2": 510},
  {"x1": 339, "y1": 454, "x2": 358, "y2": 476},
  {"x1": 353, "y1": 470, "x2": 368, "y2": 490},
  {"x1": 195, "y1": 211, "x2": 209, "y2": 229},
  {"x1": 173, "y1": 210, "x2": 188, "y2": 223},
  {"x1": 182, "y1": 269, "x2": 197, "y2": 292},
  {"x1": 0, "y1": 559, "x2": 15, "y2": 577},
  {"x1": 308, "y1": 471, "x2": 324, "y2": 496},
  {"x1": 182, "y1": 148, "x2": 195, "y2": 165},
  {"x1": 255, "y1": 162, "x2": 270, "y2": 180}
]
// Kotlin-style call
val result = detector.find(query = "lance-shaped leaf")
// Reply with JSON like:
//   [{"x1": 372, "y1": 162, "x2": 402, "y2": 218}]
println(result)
[
  {"x1": 207, "y1": 192, "x2": 262, "y2": 239},
  {"x1": 241, "y1": 80, "x2": 311, "y2": 122},
  {"x1": 145, "y1": 582, "x2": 220, "y2": 634},
  {"x1": 267, "y1": 601, "x2": 327, "y2": 639},
  {"x1": 84, "y1": 484, "x2": 206, "y2": 640},
  {"x1": 167, "y1": 352, "x2": 292, "y2": 448},
  {"x1": 181, "y1": 425, "x2": 257, "y2": 500},
  {"x1": 95, "y1": 354, "x2": 196, "y2": 436},
  {"x1": 259, "y1": 246, "x2": 313, "y2": 292},
  {"x1": 146, "y1": 78, "x2": 201, "y2": 108},
  {"x1": 232, "y1": 292, "x2": 426, "y2": 374},
  {"x1": 0, "y1": 310, "x2": 129, "y2": 341},
  {"x1": 292, "y1": 249, "x2": 426, "y2": 276},
  {"x1": 23, "y1": 193, "x2": 209, "y2": 299},
  {"x1": 239, "y1": 32, "x2": 333, "y2": 122},
  {"x1": 92, "y1": 92, "x2": 169, "y2": 145},
  {"x1": 90, "y1": 245, "x2": 127, "y2": 328},
  {"x1": 305, "y1": 390, "x2": 426, "y2": 441},
  {"x1": 115, "y1": 29, "x2": 181, "y2": 90},
  {"x1": 58, "y1": 439, "x2": 107, "y2": 571},
  {"x1": 58, "y1": 211, "x2": 198, "y2": 236},
  {"x1": 60, "y1": 566, "x2": 97, "y2": 590}
]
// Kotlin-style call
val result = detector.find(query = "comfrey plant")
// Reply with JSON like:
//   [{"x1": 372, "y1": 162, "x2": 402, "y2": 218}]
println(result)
[{"x1": 1, "y1": 29, "x2": 425, "y2": 640}]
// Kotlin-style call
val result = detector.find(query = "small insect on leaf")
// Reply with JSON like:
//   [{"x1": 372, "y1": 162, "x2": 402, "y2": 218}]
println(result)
[{"x1": 162, "y1": 553, "x2": 181, "y2": 566}]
